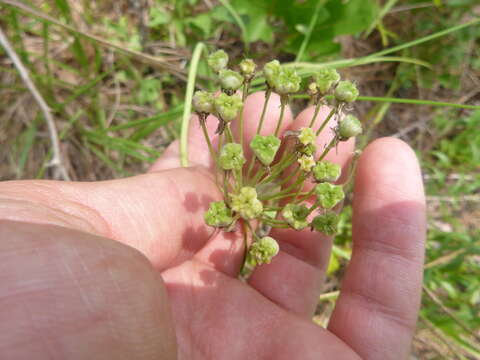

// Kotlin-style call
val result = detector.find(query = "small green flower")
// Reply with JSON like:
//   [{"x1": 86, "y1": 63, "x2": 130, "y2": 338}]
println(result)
[
  {"x1": 204, "y1": 201, "x2": 234, "y2": 228},
  {"x1": 219, "y1": 143, "x2": 246, "y2": 170},
  {"x1": 207, "y1": 49, "x2": 228, "y2": 72},
  {"x1": 282, "y1": 203, "x2": 309, "y2": 230},
  {"x1": 219, "y1": 69, "x2": 244, "y2": 91},
  {"x1": 192, "y1": 91, "x2": 214, "y2": 114},
  {"x1": 298, "y1": 127, "x2": 316, "y2": 146},
  {"x1": 311, "y1": 212, "x2": 339, "y2": 236},
  {"x1": 338, "y1": 114, "x2": 363, "y2": 140},
  {"x1": 239, "y1": 58, "x2": 256, "y2": 77},
  {"x1": 307, "y1": 82, "x2": 318, "y2": 97},
  {"x1": 315, "y1": 68, "x2": 340, "y2": 94},
  {"x1": 250, "y1": 135, "x2": 281, "y2": 166},
  {"x1": 298, "y1": 155, "x2": 316, "y2": 172},
  {"x1": 214, "y1": 93, "x2": 243, "y2": 122},
  {"x1": 263, "y1": 60, "x2": 281, "y2": 88},
  {"x1": 314, "y1": 183, "x2": 345, "y2": 209},
  {"x1": 273, "y1": 67, "x2": 301, "y2": 95},
  {"x1": 313, "y1": 161, "x2": 341, "y2": 183},
  {"x1": 298, "y1": 143, "x2": 317, "y2": 157},
  {"x1": 231, "y1": 187, "x2": 263, "y2": 220},
  {"x1": 247, "y1": 236, "x2": 279, "y2": 266},
  {"x1": 334, "y1": 80, "x2": 359, "y2": 103}
]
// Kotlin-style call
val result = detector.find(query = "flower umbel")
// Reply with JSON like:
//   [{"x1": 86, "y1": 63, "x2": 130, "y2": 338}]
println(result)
[
  {"x1": 205, "y1": 201, "x2": 234, "y2": 228},
  {"x1": 219, "y1": 143, "x2": 246, "y2": 170},
  {"x1": 250, "y1": 135, "x2": 281, "y2": 166},
  {"x1": 314, "y1": 183, "x2": 345, "y2": 209},
  {"x1": 198, "y1": 49, "x2": 365, "y2": 276},
  {"x1": 247, "y1": 236, "x2": 279, "y2": 266},
  {"x1": 231, "y1": 187, "x2": 263, "y2": 220},
  {"x1": 214, "y1": 93, "x2": 243, "y2": 122}
]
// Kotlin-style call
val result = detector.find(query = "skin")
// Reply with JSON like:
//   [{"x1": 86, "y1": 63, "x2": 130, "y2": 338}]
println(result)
[{"x1": 0, "y1": 92, "x2": 426, "y2": 359}]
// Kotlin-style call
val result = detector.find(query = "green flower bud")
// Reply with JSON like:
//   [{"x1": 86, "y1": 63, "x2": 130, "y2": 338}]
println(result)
[
  {"x1": 315, "y1": 68, "x2": 340, "y2": 94},
  {"x1": 282, "y1": 203, "x2": 309, "y2": 230},
  {"x1": 311, "y1": 212, "x2": 339, "y2": 236},
  {"x1": 239, "y1": 58, "x2": 256, "y2": 77},
  {"x1": 204, "y1": 201, "x2": 234, "y2": 228},
  {"x1": 247, "y1": 236, "x2": 279, "y2": 266},
  {"x1": 334, "y1": 80, "x2": 359, "y2": 103},
  {"x1": 298, "y1": 127, "x2": 316, "y2": 146},
  {"x1": 207, "y1": 49, "x2": 228, "y2": 72},
  {"x1": 264, "y1": 60, "x2": 281, "y2": 88},
  {"x1": 219, "y1": 69, "x2": 244, "y2": 91},
  {"x1": 338, "y1": 114, "x2": 363, "y2": 140},
  {"x1": 250, "y1": 135, "x2": 281, "y2": 166},
  {"x1": 307, "y1": 82, "x2": 318, "y2": 97},
  {"x1": 219, "y1": 143, "x2": 246, "y2": 170},
  {"x1": 192, "y1": 91, "x2": 214, "y2": 114},
  {"x1": 298, "y1": 155, "x2": 316, "y2": 172},
  {"x1": 313, "y1": 161, "x2": 341, "y2": 183},
  {"x1": 298, "y1": 143, "x2": 317, "y2": 157},
  {"x1": 273, "y1": 67, "x2": 301, "y2": 95},
  {"x1": 214, "y1": 93, "x2": 243, "y2": 122},
  {"x1": 314, "y1": 183, "x2": 345, "y2": 209},
  {"x1": 231, "y1": 187, "x2": 263, "y2": 220}
]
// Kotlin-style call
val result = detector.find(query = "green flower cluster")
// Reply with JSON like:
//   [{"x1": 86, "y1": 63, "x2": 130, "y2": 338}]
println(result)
[{"x1": 196, "y1": 49, "x2": 365, "y2": 274}]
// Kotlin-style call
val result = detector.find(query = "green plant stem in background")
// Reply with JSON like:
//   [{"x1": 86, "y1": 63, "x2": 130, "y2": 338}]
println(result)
[
  {"x1": 295, "y1": 0, "x2": 326, "y2": 62},
  {"x1": 217, "y1": 0, "x2": 249, "y2": 47},
  {"x1": 180, "y1": 42, "x2": 205, "y2": 167}
]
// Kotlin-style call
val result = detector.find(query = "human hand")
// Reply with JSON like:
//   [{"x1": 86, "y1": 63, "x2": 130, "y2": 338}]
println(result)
[{"x1": 0, "y1": 92, "x2": 426, "y2": 359}]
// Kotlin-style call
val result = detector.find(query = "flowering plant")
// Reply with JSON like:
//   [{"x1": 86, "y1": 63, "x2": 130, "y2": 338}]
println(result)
[{"x1": 193, "y1": 50, "x2": 363, "y2": 275}]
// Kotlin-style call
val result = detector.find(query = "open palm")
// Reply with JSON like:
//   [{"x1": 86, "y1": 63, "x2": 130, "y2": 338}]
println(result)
[{"x1": 0, "y1": 92, "x2": 425, "y2": 360}]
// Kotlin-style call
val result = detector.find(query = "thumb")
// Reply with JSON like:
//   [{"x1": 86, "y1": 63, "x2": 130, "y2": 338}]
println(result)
[{"x1": 0, "y1": 166, "x2": 220, "y2": 270}]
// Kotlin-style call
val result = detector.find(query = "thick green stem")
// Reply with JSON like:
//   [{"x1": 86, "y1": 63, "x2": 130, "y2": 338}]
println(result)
[
  {"x1": 256, "y1": 89, "x2": 272, "y2": 134},
  {"x1": 316, "y1": 107, "x2": 337, "y2": 136}
]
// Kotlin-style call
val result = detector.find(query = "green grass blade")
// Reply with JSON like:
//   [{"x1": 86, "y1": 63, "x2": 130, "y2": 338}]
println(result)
[
  {"x1": 180, "y1": 42, "x2": 205, "y2": 167},
  {"x1": 295, "y1": 0, "x2": 326, "y2": 62},
  {"x1": 217, "y1": 0, "x2": 248, "y2": 45},
  {"x1": 109, "y1": 105, "x2": 183, "y2": 132}
]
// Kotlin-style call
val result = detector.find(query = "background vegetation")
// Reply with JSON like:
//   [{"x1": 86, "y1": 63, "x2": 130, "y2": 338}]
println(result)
[{"x1": 0, "y1": 0, "x2": 479, "y2": 358}]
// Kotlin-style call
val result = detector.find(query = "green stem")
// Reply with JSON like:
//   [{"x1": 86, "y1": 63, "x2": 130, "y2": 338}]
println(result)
[
  {"x1": 200, "y1": 119, "x2": 216, "y2": 164},
  {"x1": 225, "y1": 124, "x2": 235, "y2": 143},
  {"x1": 295, "y1": 188, "x2": 316, "y2": 204},
  {"x1": 239, "y1": 82, "x2": 248, "y2": 149},
  {"x1": 246, "y1": 155, "x2": 257, "y2": 184},
  {"x1": 260, "y1": 175, "x2": 306, "y2": 201},
  {"x1": 259, "y1": 153, "x2": 296, "y2": 185},
  {"x1": 274, "y1": 97, "x2": 287, "y2": 136},
  {"x1": 316, "y1": 107, "x2": 337, "y2": 136},
  {"x1": 308, "y1": 100, "x2": 323, "y2": 128},
  {"x1": 256, "y1": 89, "x2": 272, "y2": 134},
  {"x1": 277, "y1": 166, "x2": 300, "y2": 187},
  {"x1": 317, "y1": 137, "x2": 338, "y2": 162}
]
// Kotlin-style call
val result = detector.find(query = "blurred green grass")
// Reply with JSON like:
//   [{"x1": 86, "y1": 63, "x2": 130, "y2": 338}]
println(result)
[{"x1": 0, "y1": 0, "x2": 479, "y2": 358}]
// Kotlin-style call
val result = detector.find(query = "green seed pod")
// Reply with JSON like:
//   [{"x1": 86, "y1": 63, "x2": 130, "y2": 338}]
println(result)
[
  {"x1": 298, "y1": 127, "x2": 316, "y2": 146},
  {"x1": 314, "y1": 183, "x2": 345, "y2": 209},
  {"x1": 273, "y1": 67, "x2": 301, "y2": 95},
  {"x1": 231, "y1": 187, "x2": 263, "y2": 220},
  {"x1": 219, "y1": 143, "x2": 246, "y2": 170},
  {"x1": 250, "y1": 135, "x2": 281, "y2": 166},
  {"x1": 192, "y1": 91, "x2": 214, "y2": 114},
  {"x1": 263, "y1": 60, "x2": 281, "y2": 88},
  {"x1": 298, "y1": 155, "x2": 316, "y2": 172},
  {"x1": 207, "y1": 49, "x2": 229, "y2": 72},
  {"x1": 219, "y1": 69, "x2": 244, "y2": 91},
  {"x1": 282, "y1": 203, "x2": 309, "y2": 230},
  {"x1": 311, "y1": 212, "x2": 339, "y2": 236},
  {"x1": 247, "y1": 236, "x2": 279, "y2": 266},
  {"x1": 204, "y1": 201, "x2": 234, "y2": 228},
  {"x1": 315, "y1": 68, "x2": 340, "y2": 95},
  {"x1": 214, "y1": 93, "x2": 243, "y2": 122},
  {"x1": 338, "y1": 114, "x2": 363, "y2": 141},
  {"x1": 334, "y1": 80, "x2": 359, "y2": 103},
  {"x1": 239, "y1": 58, "x2": 256, "y2": 77},
  {"x1": 313, "y1": 161, "x2": 341, "y2": 183}
]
